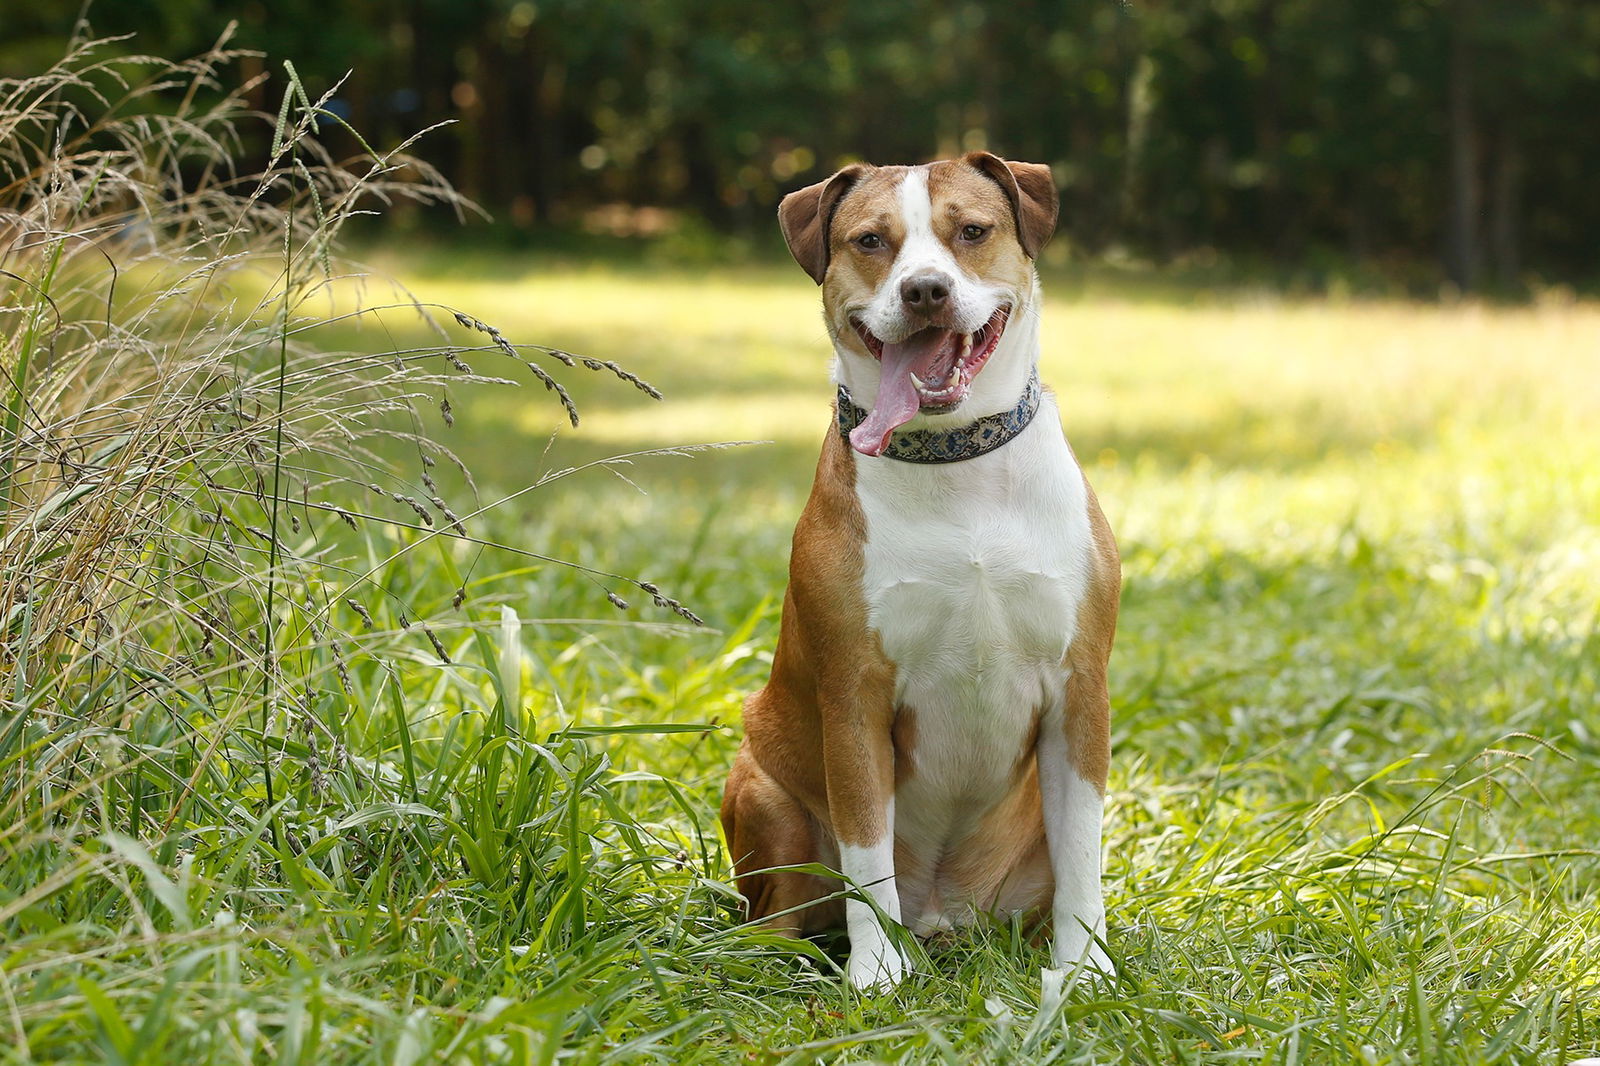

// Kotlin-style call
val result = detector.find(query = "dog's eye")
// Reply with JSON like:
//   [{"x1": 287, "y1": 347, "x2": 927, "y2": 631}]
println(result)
[
  {"x1": 960, "y1": 224, "x2": 988, "y2": 242},
  {"x1": 855, "y1": 233, "x2": 883, "y2": 250}
]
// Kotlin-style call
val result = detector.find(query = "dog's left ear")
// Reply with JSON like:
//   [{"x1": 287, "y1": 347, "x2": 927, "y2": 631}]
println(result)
[
  {"x1": 964, "y1": 152, "x2": 1059, "y2": 260},
  {"x1": 778, "y1": 163, "x2": 872, "y2": 285}
]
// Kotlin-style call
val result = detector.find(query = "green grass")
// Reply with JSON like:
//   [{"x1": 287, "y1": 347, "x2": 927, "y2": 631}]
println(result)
[{"x1": 10, "y1": 249, "x2": 1599, "y2": 1063}]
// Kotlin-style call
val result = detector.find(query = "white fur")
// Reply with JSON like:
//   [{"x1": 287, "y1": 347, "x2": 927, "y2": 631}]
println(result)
[
  {"x1": 857, "y1": 399, "x2": 1095, "y2": 939},
  {"x1": 839, "y1": 797, "x2": 910, "y2": 990},
  {"x1": 1037, "y1": 714, "x2": 1113, "y2": 976}
]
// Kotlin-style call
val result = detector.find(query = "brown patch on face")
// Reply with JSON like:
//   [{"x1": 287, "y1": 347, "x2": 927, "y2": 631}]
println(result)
[
  {"x1": 778, "y1": 163, "x2": 875, "y2": 285},
  {"x1": 961, "y1": 152, "x2": 1059, "y2": 259},
  {"x1": 820, "y1": 165, "x2": 911, "y2": 341},
  {"x1": 924, "y1": 158, "x2": 1036, "y2": 289}
]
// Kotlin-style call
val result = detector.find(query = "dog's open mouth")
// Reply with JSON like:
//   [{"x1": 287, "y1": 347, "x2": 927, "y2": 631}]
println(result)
[{"x1": 848, "y1": 305, "x2": 1010, "y2": 456}]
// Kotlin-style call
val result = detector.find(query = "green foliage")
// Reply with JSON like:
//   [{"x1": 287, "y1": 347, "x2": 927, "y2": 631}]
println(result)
[{"x1": 8, "y1": 1, "x2": 1599, "y2": 285}]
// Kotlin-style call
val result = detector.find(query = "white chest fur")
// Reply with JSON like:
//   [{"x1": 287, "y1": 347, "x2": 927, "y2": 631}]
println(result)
[{"x1": 855, "y1": 397, "x2": 1093, "y2": 853}]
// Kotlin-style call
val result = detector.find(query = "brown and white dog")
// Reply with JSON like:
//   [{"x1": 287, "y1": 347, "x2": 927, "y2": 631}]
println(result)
[{"x1": 720, "y1": 153, "x2": 1119, "y2": 991}]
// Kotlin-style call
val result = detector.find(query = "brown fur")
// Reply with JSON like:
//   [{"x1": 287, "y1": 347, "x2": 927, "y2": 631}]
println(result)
[
  {"x1": 719, "y1": 428, "x2": 901, "y2": 930},
  {"x1": 962, "y1": 152, "x2": 1059, "y2": 259},
  {"x1": 1063, "y1": 474, "x2": 1119, "y2": 791},
  {"x1": 777, "y1": 163, "x2": 872, "y2": 285},
  {"x1": 939, "y1": 766, "x2": 1050, "y2": 907}
]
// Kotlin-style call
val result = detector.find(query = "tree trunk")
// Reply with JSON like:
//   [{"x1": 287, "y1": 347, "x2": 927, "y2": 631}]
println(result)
[
  {"x1": 1489, "y1": 128, "x2": 1522, "y2": 288},
  {"x1": 530, "y1": 58, "x2": 566, "y2": 223},
  {"x1": 1445, "y1": 0, "x2": 1481, "y2": 290},
  {"x1": 1121, "y1": 53, "x2": 1155, "y2": 244},
  {"x1": 1347, "y1": 176, "x2": 1371, "y2": 262},
  {"x1": 1253, "y1": 0, "x2": 1290, "y2": 261},
  {"x1": 682, "y1": 123, "x2": 729, "y2": 228}
]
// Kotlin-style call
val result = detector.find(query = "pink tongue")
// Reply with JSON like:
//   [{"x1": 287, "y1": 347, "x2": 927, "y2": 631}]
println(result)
[{"x1": 849, "y1": 329, "x2": 961, "y2": 456}]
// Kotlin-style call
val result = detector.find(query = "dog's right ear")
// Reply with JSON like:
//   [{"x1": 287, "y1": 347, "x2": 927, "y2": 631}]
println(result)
[
  {"x1": 778, "y1": 164, "x2": 872, "y2": 285},
  {"x1": 963, "y1": 152, "x2": 1059, "y2": 260}
]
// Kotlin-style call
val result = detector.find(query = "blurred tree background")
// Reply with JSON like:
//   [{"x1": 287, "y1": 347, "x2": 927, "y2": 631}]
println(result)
[{"x1": 3, "y1": 0, "x2": 1596, "y2": 289}]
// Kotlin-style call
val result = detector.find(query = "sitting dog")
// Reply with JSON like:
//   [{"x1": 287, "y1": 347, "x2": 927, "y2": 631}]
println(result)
[{"x1": 720, "y1": 153, "x2": 1119, "y2": 990}]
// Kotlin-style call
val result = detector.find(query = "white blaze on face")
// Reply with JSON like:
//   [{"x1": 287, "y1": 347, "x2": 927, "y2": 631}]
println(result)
[
  {"x1": 859, "y1": 169, "x2": 987, "y2": 344},
  {"x1": 890, "y1": 170, "x2": 947, "y2": 297}
]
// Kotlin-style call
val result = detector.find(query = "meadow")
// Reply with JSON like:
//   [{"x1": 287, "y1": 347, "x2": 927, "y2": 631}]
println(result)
[
  {"x1": 9, "y1": 248, "x2": 1600, "y2": 1062},
  {"x1": 4, "y1": 46, "x2": 1600, "y2": 1064}
]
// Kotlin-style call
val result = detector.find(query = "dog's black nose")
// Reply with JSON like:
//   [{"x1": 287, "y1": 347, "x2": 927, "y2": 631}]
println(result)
[{"x1": 900, "y1": 272, "x2": 951, "y2": 313}]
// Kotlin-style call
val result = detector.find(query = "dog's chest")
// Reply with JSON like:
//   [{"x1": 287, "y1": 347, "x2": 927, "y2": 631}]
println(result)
[{"x1": 855, "y1": 414, "x2": 1091, "y2": 805}]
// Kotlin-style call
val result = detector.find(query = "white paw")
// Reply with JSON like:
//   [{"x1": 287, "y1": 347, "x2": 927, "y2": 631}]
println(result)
[
  {"x1": 1040, "y1": 951, "x2": 1114, "y2": 1015},
  {"x1": 1052, "y1": 925, "x2": 1115, "y2": 985},
  {"x1": 1081, "y1": 939, "x2": 1116, "y2": 980},
  {"x1": 846, "y1": 925, "x2": 910, "y2": 991}
]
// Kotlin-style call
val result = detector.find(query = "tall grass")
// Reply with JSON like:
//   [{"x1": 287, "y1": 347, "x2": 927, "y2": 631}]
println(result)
[{"x1": 0, "y1": 29, "x2": 725, "y2": 1063}]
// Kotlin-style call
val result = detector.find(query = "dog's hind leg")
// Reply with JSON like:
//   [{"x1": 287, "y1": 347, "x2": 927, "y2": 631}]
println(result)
[{"x1": 720, "y1": 742, "x2": 843, "y2": 935}]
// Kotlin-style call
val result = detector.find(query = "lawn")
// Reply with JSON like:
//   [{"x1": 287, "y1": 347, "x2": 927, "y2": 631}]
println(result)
[{"x1": 5, "y1": 247, "x2": 1600, "y2": 1063}]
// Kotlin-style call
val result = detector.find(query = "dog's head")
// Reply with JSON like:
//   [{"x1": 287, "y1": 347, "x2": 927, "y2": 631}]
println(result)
[{"x1": 779, "y1": 153, "x2": 1057, "y2": 456}]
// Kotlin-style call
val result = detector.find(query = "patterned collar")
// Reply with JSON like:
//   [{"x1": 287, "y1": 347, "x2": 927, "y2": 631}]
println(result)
[{"x1": 836, "y1": 369, "x2": 1042, "y2": 464}]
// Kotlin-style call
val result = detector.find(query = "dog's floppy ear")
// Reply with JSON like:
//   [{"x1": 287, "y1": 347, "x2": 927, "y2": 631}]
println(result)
[
  {"x1": 964, "y1": 152, "x2": 1059, "y2": 260},
  {"x1": 778, "y1": 163, "x2": 872, "y2": 285}
]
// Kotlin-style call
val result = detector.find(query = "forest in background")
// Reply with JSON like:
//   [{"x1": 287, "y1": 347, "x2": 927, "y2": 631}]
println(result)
[{"x1": 3, "y1": 0, "x2": 1598, "y2": 289}]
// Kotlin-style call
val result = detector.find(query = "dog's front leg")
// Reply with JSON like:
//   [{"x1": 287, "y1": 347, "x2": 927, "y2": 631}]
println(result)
[
  {"x1": 1037, "y1": 669, "x2": 1114, "y2": 981},
  {"x1": 823, "y1": 677, "x2": 908, "y2": 991}
]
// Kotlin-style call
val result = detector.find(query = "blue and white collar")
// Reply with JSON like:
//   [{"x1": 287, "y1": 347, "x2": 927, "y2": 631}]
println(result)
[{"x1": 836, "y1": 369, "x2": 1042, "y2": 464}]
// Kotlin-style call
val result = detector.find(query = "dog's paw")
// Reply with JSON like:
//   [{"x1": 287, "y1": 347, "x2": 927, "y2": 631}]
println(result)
[
  {"x1": 846, "y1": 927, "x2": 910, "y2": 992},
  {"x1": 1080, "y1": 940, "x2": 1116, "y2": 981},
  {"x1": 1050, "y1": 928, "x2": 1116, "y2": 987},
  {"x1": 1039, "y1": 949, "x2": 1115, "y2": 1015}
]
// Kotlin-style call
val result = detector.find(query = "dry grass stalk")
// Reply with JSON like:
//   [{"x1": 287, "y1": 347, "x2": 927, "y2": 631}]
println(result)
[{"x1": 0, "y1": 25, "x2": 680, "y2": 800}]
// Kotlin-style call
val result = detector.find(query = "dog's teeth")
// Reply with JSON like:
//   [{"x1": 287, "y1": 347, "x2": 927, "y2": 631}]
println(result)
[{"x1": 910, "y1": 371, "x2": 927, "y2": 390}]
